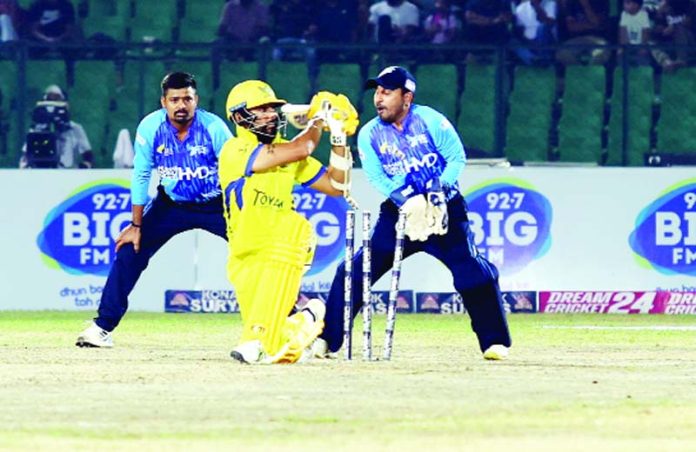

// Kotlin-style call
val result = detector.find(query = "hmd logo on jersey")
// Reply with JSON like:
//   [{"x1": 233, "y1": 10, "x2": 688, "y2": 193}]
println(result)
[
  {"x1": 629, "y1": 179, "x2": 696, "y2": 276},
  {"x1": 37, "y1": 180, "x2": 132, "y2": 276},
  {"x1": 402, "y1": 152, "x2": 438, "y2": 173},
  {"x1": 293, "y1": 186, "x2": 348, "y2": 276},
  {"x1": 157, "y1": 165, "x2": 214, "y2": 181},
  {"x1": 465, "y1": 179, "x2": 552, "y2": 275}
]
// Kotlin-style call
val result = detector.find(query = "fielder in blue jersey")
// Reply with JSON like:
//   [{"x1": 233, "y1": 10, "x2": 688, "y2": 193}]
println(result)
[
  {"x1": 76, "y1": 72, "x2": 232, "y2": 348},
  {"x1": 317, "y1": 66, "x2": 512, "y2": 360}
]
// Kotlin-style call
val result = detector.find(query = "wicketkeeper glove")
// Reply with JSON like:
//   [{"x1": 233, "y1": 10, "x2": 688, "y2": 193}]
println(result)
[
  {"x1": 426, "y1": 178, "x2": 448, "y2": 236},
  {"x1": 400, "y1": 194, "x2": 431, "y2": 242}
]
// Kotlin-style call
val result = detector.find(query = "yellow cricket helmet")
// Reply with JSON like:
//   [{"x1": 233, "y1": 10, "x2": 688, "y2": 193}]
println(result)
[{"x1": 225, "y1": 80, "x2": 286, "y2": 121}]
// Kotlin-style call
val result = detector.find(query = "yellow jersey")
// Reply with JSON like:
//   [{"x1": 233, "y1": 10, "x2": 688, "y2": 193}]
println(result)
[{"x1": 218, "y1": 128, "x2": 325, "y2": 259}]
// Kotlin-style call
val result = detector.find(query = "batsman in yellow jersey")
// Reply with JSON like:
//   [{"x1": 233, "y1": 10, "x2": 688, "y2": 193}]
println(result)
[{"x1": 219, "y1": 80, "x2": 358, "y2": 364}]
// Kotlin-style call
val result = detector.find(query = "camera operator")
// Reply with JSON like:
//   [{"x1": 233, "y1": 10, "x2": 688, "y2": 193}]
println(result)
[{"x1": 20, "y1": 85, "x2": 94, "y2": 169}]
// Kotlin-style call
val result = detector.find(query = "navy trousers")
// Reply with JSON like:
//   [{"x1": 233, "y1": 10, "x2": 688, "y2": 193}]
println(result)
[
  {"x1": 321, "y1": 195, "x2": 512, "y2": 353},
  {"x1": 95, "y1": 188, "x2": 227, "y2": 331}
]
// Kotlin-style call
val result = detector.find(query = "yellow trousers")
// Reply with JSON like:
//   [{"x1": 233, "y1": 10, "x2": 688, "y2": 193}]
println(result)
[{"x1": 227, "y1": 212, "x2": 315, "y2": 356}]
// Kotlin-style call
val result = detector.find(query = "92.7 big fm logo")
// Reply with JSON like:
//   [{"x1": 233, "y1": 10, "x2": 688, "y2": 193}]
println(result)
[
  {"x1": 292, "y1": 186, "x2": 348, "y2": 276},
  {"x1": 464, "y1": 179, "x2": 552, "y2": 275},
  {"x1": 37, "y1": 180, "x2": 132, "y2": 276},
  {"x1": 629, "y1": 179, "x2": 696, "y2": 276}
]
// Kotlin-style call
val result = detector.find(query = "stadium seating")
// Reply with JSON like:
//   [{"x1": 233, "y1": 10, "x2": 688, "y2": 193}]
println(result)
[
  {"x1": 0, "y1": 58, "x2": 18, "y2": 164},
  {"x1": 69, "y1": 61, "x2": 117, "y2": 162},
  {"x1": 213, "y1": 61, "x2": 260, "y2": 118},
  {"x1": 412, "y1": 63, "x2": 459, "y2": 122},
  {"x1": 80, "y1": 0, "x2": 128, "y2": 43},
  {"x1": 314, "y1": 63, "x2": 363, "y2": 107},
  {"x1": 179, "y1": 0, "x2": 220, "y2": 44},
  {"x1": 168, "y1": 60, "x2": 214, "y2": 110},
  {"x1": 101, "y1": 60, "x2": 167, "y2": 160},
  {"x1": 0, "y1": 57, "x2": 16, "y2": 105},
  {"x1": 557, "y1": 65, "x2": 606, "y2": 163},
  {"x1": 458, "y1": 63, "x2": 497, "y2": 157},
  {"x1": 656, "y1": 68, "x2": 696, "y2": 156},
  {"x1": 505, "y1": 66, "x2": 556, "y2": 163},
  {"x1": 606, "y1": 66, "x2": 655, "y2": 166},
  {"x1": 264, "y1": 61, "x2": 312, "y2": 105},
  {"x1": 129, "y1": 1, "x2": 177, "y2": 44}
]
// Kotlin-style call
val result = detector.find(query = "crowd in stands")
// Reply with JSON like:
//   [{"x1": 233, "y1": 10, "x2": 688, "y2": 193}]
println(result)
[{"x1": 0, "y1": 0, "x2": 694, "y2": 69}]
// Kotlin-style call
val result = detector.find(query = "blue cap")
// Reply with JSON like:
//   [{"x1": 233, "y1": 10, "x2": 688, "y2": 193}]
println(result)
[{"x1": 364, "y1": 66, "x2": 417, "y2": 93}]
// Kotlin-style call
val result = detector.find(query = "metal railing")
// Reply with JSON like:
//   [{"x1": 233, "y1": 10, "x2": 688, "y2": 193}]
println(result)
[{"x1": 0, "y1": 40, "x2": 694, "y2": 168}]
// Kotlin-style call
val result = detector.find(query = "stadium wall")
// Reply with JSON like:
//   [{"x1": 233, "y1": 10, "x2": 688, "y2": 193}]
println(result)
[{"x1": 0, "y1": 167, "x2": 694, "y2": 311}]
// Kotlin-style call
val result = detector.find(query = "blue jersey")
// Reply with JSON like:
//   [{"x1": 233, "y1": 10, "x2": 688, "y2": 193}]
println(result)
[
  {"x1": 131, "y1": 109, "x2": 233, "y2": 205},
  {"x1": 357, "y1": 104, "x2": 466, "y2": 205}
]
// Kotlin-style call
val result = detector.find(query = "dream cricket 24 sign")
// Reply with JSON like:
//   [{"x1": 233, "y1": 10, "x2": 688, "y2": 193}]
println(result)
[
  {"x1": 539, "y1": 291, "x2": 696, "y2": 314},
  {"x1": 37, "y1": 180, "x2": 131, "y2": 276}
]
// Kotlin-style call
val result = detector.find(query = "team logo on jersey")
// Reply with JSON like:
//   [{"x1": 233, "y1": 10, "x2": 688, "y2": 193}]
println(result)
[
  {"x1": 292, "y1": 186, "x2": 348, "y2": 276},
  {"x1": 188, "y1": 145, "x2": 208, "y2": 157},
  {"x1": 378, "y1": 141, "x2": 405, "y2": 159},
  {"x1": 464, "y1": 178, "x2": 552, "y2": 275},
  {"x1": 156, "y1": 144, "x2": 174, "y2": 156},
  {"x1": 629, "y1": 179, "x2": 696, "y2": 276},
  {"x1": 37, "y1": 180, "x2": 132, "y2": 276}
]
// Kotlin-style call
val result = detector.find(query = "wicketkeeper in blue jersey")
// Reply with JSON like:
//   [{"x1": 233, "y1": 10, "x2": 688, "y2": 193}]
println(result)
[
  {"x1": 76, "y1": 72, "x2": 232, "y2": 348},
  {"x1": 315, "y1": 66, "x2": 512, "y2": 360}
]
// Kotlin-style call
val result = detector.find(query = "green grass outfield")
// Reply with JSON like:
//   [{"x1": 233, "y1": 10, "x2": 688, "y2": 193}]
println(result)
[{"x1": 1, "y1": 312, "x2": 695, "y2": 451}]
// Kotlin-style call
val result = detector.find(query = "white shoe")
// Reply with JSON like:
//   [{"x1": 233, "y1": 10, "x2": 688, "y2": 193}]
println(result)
[
  {"x1": 230, "y1": 340, "x2": 266, "y2": 364},
  {"x1": 483, "y1": 344, "x2": 509, "y2": 361},
  {"x1": 310, "y1": 338, "x2": 329, "y2": 358},
  {"x1": 309, "y1": 338, "x2": 337, "y2": 359},
  {"x1": 76, "y1": 322, "x2": 114, "y2": 348},
  {"x1": 268, "y1": 299, "x2": 326, "y2": 364}
]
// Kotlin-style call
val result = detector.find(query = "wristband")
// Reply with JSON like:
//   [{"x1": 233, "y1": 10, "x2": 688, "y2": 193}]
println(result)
[
  {"x1": 330, "y1": 132, "x2": 347, "y2": 147},
  {"x1": 329, "y1": 177, "x2": 350, "y2": 191},
  {"x1": 131, "y1": 221, "x2": 141, "y2": 228},
  {"x1": 329, "y1": 150, "x2": 352, "y2": 171}
]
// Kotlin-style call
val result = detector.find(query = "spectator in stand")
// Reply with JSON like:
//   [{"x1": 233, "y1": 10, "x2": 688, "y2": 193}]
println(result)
[
  {"x1": 642, "y1": 0, "x2": 662, "y2": 17},
  {"x1": 423, "y1": 0, "x2": 462, "y2": 61},
  {"x1": 463, "y1": 0, "x2": 512, "y2": 61},
  {"x1": 650, "y1": 0, "x2": 695, "y2": 71},
  {"x1": 463, "y1": 0, "x2": 512, "y2": 44},
  {"x1": 368, "y1": 0, "x2": 421, "y2": 45},
  {"x1": 424, "y1": 0, "x2": 461, "y2": 44},
  {"x1": 313, "y1": 0, "x2": 358, "y2": 62},
  {"x1": 217, "y1": 0, "x2": 270, "y2": 61},
  {"x1": 0, "y1": 0, "x2": 20, "y2": 41},
  {"x1": 618, "y1": 0, "x2": 652, "y2": 65},
  {"x1": 556, "y1": 0, "x2": 611, "y2": 65},
  {"x1": 26, "y1": 0, "x2": 78, "y2": 45},
  {"x1": 512, "y1": 0, "x2": 557, "y2": 65},
  {"x1": 356, "y1": 0, "x2": 372, "y2": 43}
]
